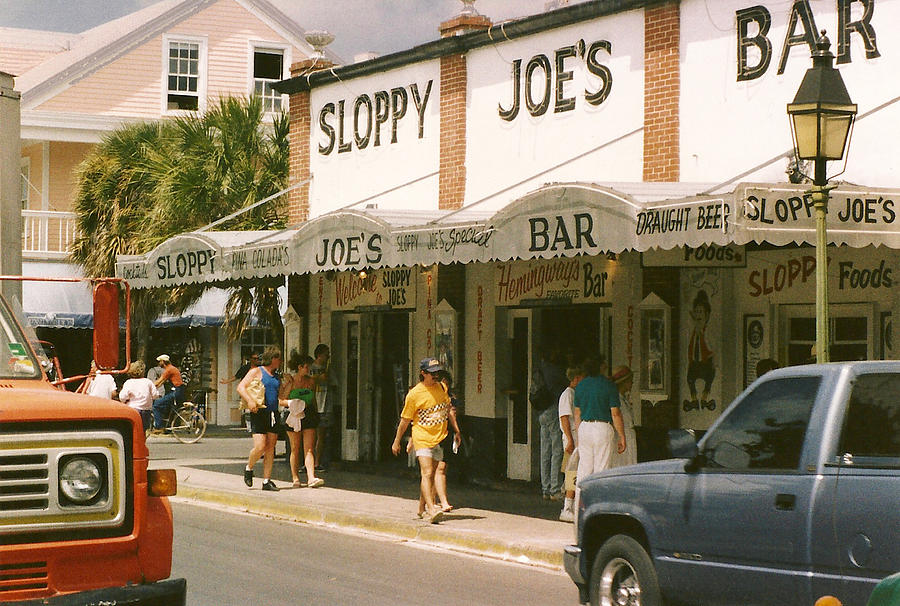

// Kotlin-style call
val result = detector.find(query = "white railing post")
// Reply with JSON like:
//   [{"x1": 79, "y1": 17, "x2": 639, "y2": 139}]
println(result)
[{"x1": 21, "y1": 210, "x2": 77, "y2": 256}]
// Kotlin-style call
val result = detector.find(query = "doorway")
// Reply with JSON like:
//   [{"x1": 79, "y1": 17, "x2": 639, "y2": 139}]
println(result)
[
  {"x1": 377, "y1": 312, "x2": 410, "y2": 460},
  {"x1": 506, "y1": 309, "x2": 533, "y2": 480},
  {"x1": 538, "y1": 305, "x2": 610, "y2": 367}
]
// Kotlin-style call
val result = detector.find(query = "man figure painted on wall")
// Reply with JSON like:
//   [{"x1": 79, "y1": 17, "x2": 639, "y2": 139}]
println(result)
[{"x1": 685, "y1": 289, "x2": 716, "y2": 411}]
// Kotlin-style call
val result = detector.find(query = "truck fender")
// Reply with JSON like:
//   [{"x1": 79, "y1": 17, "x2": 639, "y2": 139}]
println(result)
[{"x1": 137, "y1": 495, "x2": 174, "y2": 582}]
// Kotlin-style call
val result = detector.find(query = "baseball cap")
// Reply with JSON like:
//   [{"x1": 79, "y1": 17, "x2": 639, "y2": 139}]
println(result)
[
  {"x1": 419, "y1": 358, "x2": 443, "y2": 373},
  {"x1": 611, "y1": 365, "x2": 633, "y2": 384},
  {"x1": 156, "y1": 354, "x2": 170, "y2": 362}
]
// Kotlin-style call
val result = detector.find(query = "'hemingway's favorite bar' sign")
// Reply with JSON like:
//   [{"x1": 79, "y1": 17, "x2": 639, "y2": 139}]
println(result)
[{"x1": 494, "y1": 257, "x2": 614, "y2": 306}]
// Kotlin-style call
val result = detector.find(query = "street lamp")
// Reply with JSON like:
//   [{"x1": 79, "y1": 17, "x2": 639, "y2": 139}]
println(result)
[{"x1": 787, "y1": 31, "x2": 857, "y2": 363}]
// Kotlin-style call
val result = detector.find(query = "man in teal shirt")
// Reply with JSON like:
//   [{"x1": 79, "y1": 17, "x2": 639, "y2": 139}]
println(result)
[{"x1": 574, "y1": 356, "x2": 626, "y2": 502}]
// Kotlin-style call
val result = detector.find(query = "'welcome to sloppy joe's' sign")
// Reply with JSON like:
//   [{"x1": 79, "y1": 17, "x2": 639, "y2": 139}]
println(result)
[
  {"x1": 331, "y1": 267, "x2": 416, "y2": 311},
  {"x1": 494, "y1": 257, "x2": 613, "y2": 306}
]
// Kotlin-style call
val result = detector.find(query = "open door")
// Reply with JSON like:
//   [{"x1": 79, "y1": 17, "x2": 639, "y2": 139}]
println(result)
[
  {"x1": 339, "y1": 313, "x2": 378, "y2": 462},
  {"x1": 376, "y1": 312, "x2": 410, "y2": 460},
  {"x1": 340, "y1": 314, "x2": 361, "y2": 461},
  {"x1": 506, "y1": 308, "x2": 535, "y2": 480}
]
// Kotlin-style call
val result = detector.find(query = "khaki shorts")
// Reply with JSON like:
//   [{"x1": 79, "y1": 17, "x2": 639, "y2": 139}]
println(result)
[
  {"x1": 415, "y1": 444, "x2": 444, "y2": 462},
  {"x1": 562, "y1": 449, "x2": 579, "y2": 492}
]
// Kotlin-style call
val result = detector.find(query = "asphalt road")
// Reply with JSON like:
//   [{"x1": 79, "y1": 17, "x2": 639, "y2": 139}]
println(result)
[{"x1": 172, "y1": 500, "x2": 573, "y2": 606}]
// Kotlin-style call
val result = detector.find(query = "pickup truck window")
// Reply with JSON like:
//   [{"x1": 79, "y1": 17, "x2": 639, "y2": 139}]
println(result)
[
  {"x1": 840, "y1": 373, "x2": 900, "y2": 459},
  {"x1": 0, "y1": 298, "x2": 40, "y2": 380},
  {"x1": 702, "y1": 377, "x2": 820, "y2": 471}
]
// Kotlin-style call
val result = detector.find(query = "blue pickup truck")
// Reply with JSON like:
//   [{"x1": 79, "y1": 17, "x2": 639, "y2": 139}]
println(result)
[{"x1": 564, "y1": 362, "x2": 900, "y2": 606}]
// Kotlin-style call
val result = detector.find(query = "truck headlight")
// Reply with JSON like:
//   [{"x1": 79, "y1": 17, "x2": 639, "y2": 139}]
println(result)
[{"x1": 59, "y1": 456, "x2": 103, "y2": 504}]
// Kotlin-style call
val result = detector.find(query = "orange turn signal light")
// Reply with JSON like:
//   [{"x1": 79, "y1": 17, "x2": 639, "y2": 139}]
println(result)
[{"x1": 148, "y1": 469, "x2": 177, "y2": 497}]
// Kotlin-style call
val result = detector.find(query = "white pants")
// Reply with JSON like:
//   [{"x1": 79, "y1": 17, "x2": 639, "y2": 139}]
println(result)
[{"x1": 575, "y1": 421, "x2": 615, "y2": 505}]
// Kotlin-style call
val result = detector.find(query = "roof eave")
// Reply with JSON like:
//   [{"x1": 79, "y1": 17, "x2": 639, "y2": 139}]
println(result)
[{"x1": 274, "y1": 0, "x2": 644, "y2": 94}]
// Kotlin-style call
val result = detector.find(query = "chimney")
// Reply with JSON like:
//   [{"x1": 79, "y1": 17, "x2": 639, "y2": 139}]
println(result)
[
  {"x1": 545, "y1": 0, "x2": 571, "y2": 11},
  {"x1": 440, "y1": 0, "x2": 492, "y2": 38},
  {"x1": 292, "y1": 30, "x2": 336, "y2": 76}
]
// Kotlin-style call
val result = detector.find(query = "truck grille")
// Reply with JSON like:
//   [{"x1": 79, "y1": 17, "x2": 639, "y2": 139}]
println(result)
[
  {"x1": 0, "y1": 430, "x2": 126, "y2": 535},
  {"x1": 0, "y1": 454, "x2": 50, "y2": 511},
  {"x1": 0, "y1": 561, "x2": 48, "y2": 593}
]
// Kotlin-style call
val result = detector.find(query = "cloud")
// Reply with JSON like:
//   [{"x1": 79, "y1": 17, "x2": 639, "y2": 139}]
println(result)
[
  {"x1": 272, "y1": 0, "x2": 563, "y2": 61},
  {"x1": 0, "y1": 0, "x2": 152, "y2": 32},
  {"x1": 1, "y1": 0, "x2": 581, "y2": 58}
]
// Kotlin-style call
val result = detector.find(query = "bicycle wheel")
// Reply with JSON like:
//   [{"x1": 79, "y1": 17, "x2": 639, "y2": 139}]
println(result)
[{"x1": 170, "y1": 406, "x2": 207, "y2": 444}]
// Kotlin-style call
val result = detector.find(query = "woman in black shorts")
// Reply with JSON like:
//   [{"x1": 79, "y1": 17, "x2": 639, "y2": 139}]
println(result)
[
  {"x1": 281, "y1": 354, "x2": 324, "y2": 488},
  {"x1": 238, "y1": 347, "x2": 282, "y2": 492}
]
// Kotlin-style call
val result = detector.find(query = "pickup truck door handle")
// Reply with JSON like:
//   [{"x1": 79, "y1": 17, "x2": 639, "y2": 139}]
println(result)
[{"x1": 775, "y1": 493, "x2": 796, "y2": 510}]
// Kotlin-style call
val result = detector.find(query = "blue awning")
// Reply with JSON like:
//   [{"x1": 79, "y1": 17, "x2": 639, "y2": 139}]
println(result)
[
  {"x1": 22, "y1": 262, "x2": 284, "y2": 329},
  {"x1": 22, "y1": 262, "x2": 94, "y2": 329},
  {"x1": 151, "y1": 286, "x2": 287, "y2": 328}
]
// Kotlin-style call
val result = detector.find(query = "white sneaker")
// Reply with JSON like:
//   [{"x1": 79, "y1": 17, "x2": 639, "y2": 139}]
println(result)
[{"x1": 559, "y1": 507, "x2": 574, "y2": 523}]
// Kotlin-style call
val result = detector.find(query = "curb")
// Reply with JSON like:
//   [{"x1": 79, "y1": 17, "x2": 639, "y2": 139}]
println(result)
[{"x1": 174, "y1": 485, "x2": 563, "y2": 570}]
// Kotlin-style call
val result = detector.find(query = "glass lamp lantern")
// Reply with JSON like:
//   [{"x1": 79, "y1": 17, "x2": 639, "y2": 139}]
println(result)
[{"x1": 787, "y1": 32, "x2": 857, "y2": 166}]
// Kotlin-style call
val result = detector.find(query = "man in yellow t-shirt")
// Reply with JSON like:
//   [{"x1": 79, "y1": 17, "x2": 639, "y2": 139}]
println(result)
[{"x1": 391, "y1": 357, "x2": 450, "y2": 523}]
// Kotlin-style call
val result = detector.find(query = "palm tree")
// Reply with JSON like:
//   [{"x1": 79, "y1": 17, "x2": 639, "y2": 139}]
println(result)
[
  {"x1": 71, "y1": 96, "x2": 290, "y2": 361},
  {"x1": 71, "y1": 121, "x2": 175, "y2": 362}
]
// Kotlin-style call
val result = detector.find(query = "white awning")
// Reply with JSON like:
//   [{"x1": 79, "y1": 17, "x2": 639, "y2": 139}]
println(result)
[
  {"x1": 116, "y1": 181, "x2": 900, "y2": 288},
  {"x1": 116, "y1": 231, "x2": 263, "y2": 289}
]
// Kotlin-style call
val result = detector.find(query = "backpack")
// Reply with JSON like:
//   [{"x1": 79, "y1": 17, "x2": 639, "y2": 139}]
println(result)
[{"x1": 529, "y1": 367, "x2": 553, "y2": 411}]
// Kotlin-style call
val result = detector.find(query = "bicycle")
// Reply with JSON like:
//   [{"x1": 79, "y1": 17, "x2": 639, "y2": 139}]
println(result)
[{"x1": 150, "y1": 401, "x2": 207, "y2": 444}]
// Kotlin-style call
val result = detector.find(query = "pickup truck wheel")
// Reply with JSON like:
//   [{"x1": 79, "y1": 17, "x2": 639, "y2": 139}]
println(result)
[{"x1": 589, "y1": 534, "x2": 661, "y2": 606}]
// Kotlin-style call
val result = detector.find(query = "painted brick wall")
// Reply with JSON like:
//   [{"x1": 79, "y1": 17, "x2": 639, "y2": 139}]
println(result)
[
  {"x1": 440, "y1": 53, "x2": 467, "y2": 210},
  {"x1": 643, "y1": 1, "x2": 680, "y2": 182},
  {"x1": 286, "y1": 58, "x2": 334, "y2": 225},
  {"x1": 287, "y1": 89, "x2": 310, "y2": 224}
]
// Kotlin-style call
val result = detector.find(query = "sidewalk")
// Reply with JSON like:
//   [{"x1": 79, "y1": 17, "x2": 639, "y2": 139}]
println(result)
[{"x1": 152, "y1": 432, "x2": 573, "y2": 570}]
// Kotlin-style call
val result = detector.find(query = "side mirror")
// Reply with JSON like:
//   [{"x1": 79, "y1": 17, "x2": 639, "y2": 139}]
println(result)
[
  {"x1": 668, "y1": 429, "x2": 698, "y2": 459},
  {"x1": 93, "y1": 280, "x2": 120, "y2": 370},
  {"x1": 669, "y1": 429, "x2": 708, "y2": 472}
]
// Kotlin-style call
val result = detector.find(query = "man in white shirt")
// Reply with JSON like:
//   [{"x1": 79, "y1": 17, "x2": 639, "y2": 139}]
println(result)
[
  {"x1": 118, "y1": 361, "x2": 157, "y2": 432},
  {"x1": 558, "y1": 365, "x2": 584, "y2": 522},
  {"x1": 85, "y1": 360, "x2": 117, "y2": 400}
]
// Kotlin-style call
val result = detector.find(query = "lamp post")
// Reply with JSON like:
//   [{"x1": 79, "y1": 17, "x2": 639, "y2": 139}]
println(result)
[{"x1": 787, "y1": 31, "x2": 857, "y2": 363}]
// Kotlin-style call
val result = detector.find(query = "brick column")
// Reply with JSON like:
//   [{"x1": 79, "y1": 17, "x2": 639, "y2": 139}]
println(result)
[
  {"x1": 643, "y1": 1, "x2": 680, "y2": 182},
  {"x1": 439, "y1": 54, "x2": 468, "y2": 210},
  {"x1": 438, "y1": 14, "x2": 491, "y2": 210},
  {"x1": 286, "y1": 58, "x2": 333, "y2": 224}
]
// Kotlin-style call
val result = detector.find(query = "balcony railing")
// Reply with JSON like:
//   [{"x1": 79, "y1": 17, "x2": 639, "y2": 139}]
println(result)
[{"x1": 22, "y1": 210, "x2": 78, "y2": 258}]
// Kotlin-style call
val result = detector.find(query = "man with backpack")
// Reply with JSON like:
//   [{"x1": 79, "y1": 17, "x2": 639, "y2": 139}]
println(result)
[{"x1": 531, "y1": 347, "x2": 568, "y2": 500}]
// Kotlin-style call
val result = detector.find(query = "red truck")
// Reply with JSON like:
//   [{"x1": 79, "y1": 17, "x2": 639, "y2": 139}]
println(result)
[{"x1": 0, "y1": 277, "x2": 186, "y2": 605}]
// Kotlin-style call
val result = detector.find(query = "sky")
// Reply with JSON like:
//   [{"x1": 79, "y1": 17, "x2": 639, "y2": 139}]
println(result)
[{"x1": 0, "y1": 0, "x2": 583, "y2": 61}]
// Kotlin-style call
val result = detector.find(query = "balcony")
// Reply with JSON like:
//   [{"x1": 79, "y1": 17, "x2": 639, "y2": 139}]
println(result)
[{"x1": 22, "y1": 210, "x2": 77, "y2": 259}]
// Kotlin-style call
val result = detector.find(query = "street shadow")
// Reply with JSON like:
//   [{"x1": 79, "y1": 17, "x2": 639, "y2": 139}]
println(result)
[
  {"x1": 440, "y1": 513, "x2": 485, "y2": 521},
  {"x1": 186, "y1": 460, "x2": 567, "y2": 521}
]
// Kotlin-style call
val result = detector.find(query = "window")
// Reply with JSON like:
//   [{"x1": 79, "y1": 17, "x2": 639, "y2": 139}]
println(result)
[
  {"x1": 840, "y1": 373, "x2": 900, "y2": 459},
  {"x1": 782, "y1": 304, "x2": 872, "y2": 364},
  {"x1": 166, "y1": 39, "x2": 203, "y2": 111},
  {"x1": 702, "y1": 377, "x2": 820, "y2": 470},
  {"x1": 20, "y1": 161, "x2": 29, "y2": 209},
  {"x1": 253, "y1": 49, "x2": 284, "y2": 113},
  {"x1": 240, "y1": 327, "x2": 275, "y2": 363}
]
